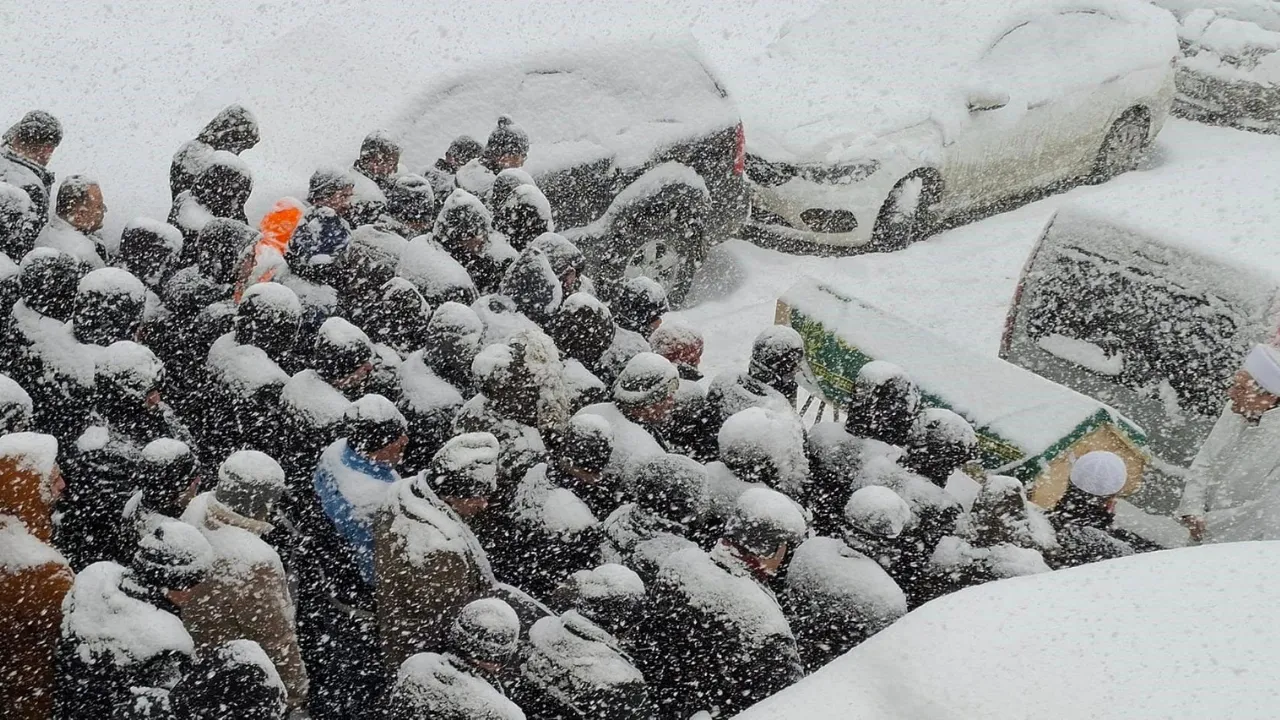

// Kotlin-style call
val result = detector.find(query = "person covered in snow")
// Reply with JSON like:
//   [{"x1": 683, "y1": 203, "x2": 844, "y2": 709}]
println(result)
[
  {"x1": 388, "y1": 599, "x2": 525, "y2": 720},
  {"x1": 169, "y1": 151, "x2": 253, "y2": 249},
  {"x1": 1, "y1": 249, "x2": 93, "y2": 445},
  {"x1": 716, "y1": 406, "x2": 811, "y2": 501},
  {"x1": 749, "y1": 325, "x2": 805, "y2": 406},
  {"x1": 332, "y1": 226, "x2": 406, "y2": 335},
  {"x1": 499, "y1": 244, "x2": 563, "y2": 326},
  {"x1": 636, "y1": 486, "x2": 804, "y2": 718},
  {"x1": 544, "y1": 412, "x2": 620, "y2": 521},
  {"x1": 481, "y1": 116, "x2": 530, "y2": 174},
  {"x1": 530, "y1": 232, "x2": 588, "y2": 298},
  {"x1": 349, "y1": 130, "x2": 401, "y2": 227},
  {"x1": 0, "y1": 372, "x2": 33, "y2": 434},
  {"x1": 552, "y1": 563, "x2": 645, "y2": 643},
  {"x1": 1047, "y1": 451, "x2": 1138, "y2": 569},
  {"x1": 705, "y1": 359, "x2": 794, "y2": 440},
  {"x1": 396, "y1": 301, "x2": 483, "y2": 472},
  {"x1": 577, "y1": 352, "x2": 678, "y2": 483},
  {"x1": 1178, "y1": 344, "x2": 1280, "y2": 544},
  {"x1": 0, "y1": 110, "x2": 62, "y2": 247},
  {"x1": 927, "y1": 475, "x2": 1053, "y2": 597},
  {"x1": 596, "y1": 276, "x2": 666, "y2": 387},
  {"x1": 284, "y1": 167, "x2": 356, "y2": 285},
  {"x1": 0, "y1": 432, "x2": 73, "y2": 720},
  {"x1": 784, "y1": 485, "x2": 908, "y2": 671},
  {"x1": 170, "y1": 104, "x2": 260, "y2": 199},
  {"x1": 181, "y1": 451, "x2": 309, "y2": 710},
  {"x1": 844, "y1": 361, "x2": 922, "y2": 448},
  {"x1": 0, "y1": 179, "x2": 36, "y2": 261},
  {"x1": 375, "y1": 433, "x2": 501, "y2": 668},
  {"x1": 107, "y1": 438, "x2": 201, "y2": 566},
  {"x1": 57, "y1": 520, "x2": 213, "y2": 719},
  {"x1": 599, "y1": 452, "x2": 708, "y2": 583},
  {"x1": 423, "y1": 135, "x2": 483, "y2": 206},
  {"x1": 59, "y1": 341, "x2": 186, "y2": 571},
  {"x1": 360, "y1": 277, "x2": 431, "y2": 359},
  {"x1": 116, "y1": 218, "x2": 185, "y2": 296},
  {"x1": 434, "y1": 188, "x2": 515, "y2": 296},
  {"x1": 36, "y1": 174, "x2": 109, "y2": 269},
  {"x1": 167, "y1": 639, "x2": 288, "y2": 720},
  {"x1": 493, "y1": 176, "x2": 553, "y2": 253},
  {"x1": 802, "y1": 422, "x2": 866, "y2": 538},
  {"x1": 0, "y1": 251, "x2": 18, "y2": 323},
  {"x1": 378, "y1": 173, "x2": 438, "y2": 240},
  {"x1": 550, "y1": 292, "x2": 616, "y2": 384},
  {"x1": 71, "y1": 267, "x2": 147, "y2": 347}
]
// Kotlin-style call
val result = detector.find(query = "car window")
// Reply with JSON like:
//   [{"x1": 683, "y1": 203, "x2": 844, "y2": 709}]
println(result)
[
  {"x1": 980, "y1": 11, "x2": 1126, "y2": 106},
  {"x1": 1023, "y1": 244, "x2": 1246, "y2": 418}
]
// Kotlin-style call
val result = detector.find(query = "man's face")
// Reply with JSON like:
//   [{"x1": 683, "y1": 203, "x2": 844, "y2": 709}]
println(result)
[
  {"x1": 30, "y1": 143, "x2": 56, "y2": 166},
  {"x1": 365, "y1": 152, "x2": 399, "y2": 178},
  {"x1": 371, "y1": 433, "x2": 409, "y2": 467},
  {"x1": 336, "y1": 361, "x2": 374, "y2": 392},
  {"x1": 494, "y1": 153, "x2": 526, "y2": 170},
  {"x1": 325, "y1": 186, "x2": 355, "y2": 214},
  {"x1": 756, "y1": 541, "x2": 789, "y2": 577},
  {"x1": 49, "y1": 465, "x2": 66, "y2": 504},
  {"x1": 629, "y1": 392, "x2": 676, "y2": 425},
  {"x1": 69, "y1": 184, "x2": 107, "y2": 233},
  {"x1": 566, "y1": 465, "x2": 603, "y2": 486},
  {"x1": 166, "y1": 586, "x2": 197, "y2": 608},
  {"x1": 446, "y1": 496, "x2": 490, "y2": 518}
]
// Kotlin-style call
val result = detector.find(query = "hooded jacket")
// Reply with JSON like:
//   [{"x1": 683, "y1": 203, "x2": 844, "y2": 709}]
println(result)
[
  {"x1": 1177, "y1": 402, "x2": 1280, "y2": 543},
  {"x1": 0, "y1": 434, "x2": 73, "y2": 720}
]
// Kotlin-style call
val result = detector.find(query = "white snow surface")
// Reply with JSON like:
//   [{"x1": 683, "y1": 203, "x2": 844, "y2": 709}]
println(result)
[
  {"x1": 181, "y1": 492, "x2": 284, "y2": 579},
  {"x1": 526, "y1": 611, "x2": 644, "y2": 688},
  {"x1": 96, "y1": 341, "x2": 162, "y2": 395},
  {"x1": 389, "y1": 478, "x2": 493, "y2": 577},
  {"x1": 35, "y1": 218, "x2": 105, "y2": 270},
  {"x1": 786, "y1": 537, "x2": 906, "y2": 627},
  {"x1": 320, "y1": 439, "x2": 395, "y2": 524},
  {"x1": 844, "y1": 486, "x2": 913, "y2": 539},
  {"x1": 569, "y1": 563, "x2": 646, "y2": 601},
  {"x1": 0, "y1": 431, "x2": 58, "y2": 487},
  {"x1": 207, "y1": 333, "x2": 290, "y2": 395},
  {"x1": 743, "y1": 542, "x2": 1280, "y2": 720},
  {"x1": 397, "y1": 237, "x2": 477, "y2": 300},
  {"x1": 241, "y1": 280, "x2": 302, "y2": 316},
  {"x1": 513, "y1": 463, "x2": 598, "y2": 537},
  {"x1": 11, "y1": 301, "x2": 95, "y2": 387},
  {"x1": 395, "y1": 652, "x2": 524, "y2": 720},
  {"x1": 0, "y1": 515, "x2": 66, "y2": 571},
  {"x1": 63, "y1": 561, "x2": 194, "y2": 666},
  {"x1": 656, "y1": 546, "x2": 792, "y2": 644}
]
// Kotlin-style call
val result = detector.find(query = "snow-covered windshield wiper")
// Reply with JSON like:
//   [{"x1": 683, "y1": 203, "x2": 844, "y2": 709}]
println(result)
[{"x1": 746, "y1": 154, "x2": 880, "y2": 187}]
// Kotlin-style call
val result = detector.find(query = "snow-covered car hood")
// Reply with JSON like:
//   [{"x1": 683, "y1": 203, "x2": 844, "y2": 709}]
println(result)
[
  {"x1": 731, "y1": 0, "x2": 1177, "y2": 164},
  {"x1": 1154, "y1": 0, "x2": 1280, "y2": 31},
  {"x1": 740, "y1": 541, "x2": 1280, "y2": 719}
]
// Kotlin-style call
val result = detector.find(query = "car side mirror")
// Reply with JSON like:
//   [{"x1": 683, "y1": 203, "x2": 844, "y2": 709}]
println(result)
[{"x1": 967, "y1": 88, "x2": 1010, "y2": 112}]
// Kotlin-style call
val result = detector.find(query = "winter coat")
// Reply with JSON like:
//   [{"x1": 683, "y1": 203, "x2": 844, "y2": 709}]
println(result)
[
  {"x1": 58, "y1": 423, "x2": 152, "y2": 571},
  {"x1": 575, "y1": 403, "x2": 667, "y2": 484},
  {"x1": 35, "y1": 215, "x2": 108, "y2": 270},
  {"x1": 285, "y1": 206, "x2": 351, "y2": 284},
  {"x1": 783, "y1": 536, "x2": 906, "y2": 672},
  {"x1": 926, "y1": 535, "x2": 1051, "y2": 597},
  {"x1": 504, "y1": 463, "x2": 601, "y2": 598},
  {"x1": 454, "y1": 394, "x2": 549, "y2": 493},
  {"x1": 706, "y1": 370, "x2": 793, "y2": 430},
  {"x1": 1, "y1": 300, "x2": 94, "y2": 447},
  {"x1": 277, "y1": 369, "x2": 351, "y2": 494},
  {"x1": 390, "y1": 652, "x2": 524, "y2": 720},
  {"x1": 374, "y1": 478, "x2": 497, "y2": 669},
  {"x1": 397, "y1": 350, "x2": 466, "y2": 475},
  {"x1": 194, "y1": 332, "x2": 290, "y2": 461},
  {"x1": 313, "y1": 438, "x2": 400, "y2": 585},
  {"x1": 57, "y1": 562, "x2": 195, "y2": 720},
  {"x1": 181, "y1": 492, "x2": 310, "y2": 709},
  {"x1": 596, "y1": 327, "x2": 650, "y2": 389},
  {"x1": 1046, "y1": 487, "x2": 1136, "y2": 570},
  {"x1": 662, "y1": 379, "x2": 718, "y2": 463},
  {"x1": 0, "y1": 148, "x2": 53, "y2": 245},
  {"x1": 1177, "y1": 402, "x2": 1280, "y2": 542},
  {"x1": 0, "y1": 437, "x2": 74, "y2": 720},
  {"x1": 636, "y1": 546, "x2": 802, "y2": 719},
  {"x1": 170, "y1": 105, "x2": 259, "y2": 198},
  {"x1": 510, "y1": 612, "x2": 649, "y2": 720},
  {"x1": 598, "y1": 503, "x2": 699, "y2": 585}
]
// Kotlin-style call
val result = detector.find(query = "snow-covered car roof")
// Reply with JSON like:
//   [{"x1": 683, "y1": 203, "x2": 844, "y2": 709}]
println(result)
[
  {"x1": 732, "y1": 0, "x2": 1177, "y2": 163},
  {"x1": 1154, "y1": 0, "x2": 1280, "y2": 31},
  {"x1": 389, "y1": 38, "x2": 740, "y2": 177},
  {"x1": 741, "y1": 541, "x2": 1280, "y2": 719}
]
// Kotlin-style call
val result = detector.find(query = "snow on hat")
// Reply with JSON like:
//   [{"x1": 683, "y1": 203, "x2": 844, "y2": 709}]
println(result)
[
  {"x1": 387, "y1": 173, "x2": 436, "y2": 225},
  {"x1": 557, "y1": 564, "x2": 645, "y2": 634},
  {"x1": 724, "y1": 487, "x2": 808, "y2": 556},
  {"x1": 446, "y1": 134, "x2": 484, "y2": 164},
  {"x1": 484, "y1": 115, "x2": 530, "y2": 159},
  {"x1": 717, "y1": 407, "x2": 810, "y2": 494},
  {"x1": 1069, "y1": 451, "x2": 1128, "y2": 497},
  {"x1": 530, "y1": 232, "x2": 585, "y2": 277},
  {"x1": 96, "y1": 341, "x2": 164, "y2": 399},
  {"x1": 449, "y1": 597, "x2": 520, "y2": 664},
  {"x1": 1244, "y1": 344, "x2": 1280, "y2": 397},
  {"x1": 313, "y1": 316, "x2": 374, "y2": 383},
  {"x1": 215, "y1": 450, "x2": 286, "y2": 521},
  {"x1": 650, "y1": 322, "x2": 704, "y2": 361},
  {"x1": 557, "y1": 414, "x2": 614, "y2": 474},
  {"x1": 612, "y1": 276, "x2": 669, "y2": 333},
  {"x1": 171, "y1": 639, "x2": 287, "y2": 719},
  {"x1": 631, "y1": 453, "x2": 708, "y2": 522},
  {"x1": 422, "y1": 432, "x2": 499, "y2": 498},
  {"x1": 613, "y1": 352, "x2": 679, "y2": 409},
  {"x1": 360, "y1": 129, "x2": 400, "y2": 159},
  {"x1": 141, "y1": 438, "x2": 197, "y2": 510},
  {"x1": 345, "y1": 394, "x2": 407, "y2": 455},
  {"x1": 308, "y1": 165, "x2": 355, "y2": 204},
  {"x1": 844, "y1": 486, "x2": 912, "y2": 539},
  {"x1": 3, "y1": 109, "x2": 62, "y2": 147},
  {"x1": 0, "y1": 431, "x2": 59, "y2": 502},
  {"x1": 0, "y1": 373, "x2": 33, "y2": 434},
  {"x1": 751, "y1": 325, "x2": 804, "y2": 375},
  {"x1": 132, "y1": 519, "x2": 213, "y2": 591}
]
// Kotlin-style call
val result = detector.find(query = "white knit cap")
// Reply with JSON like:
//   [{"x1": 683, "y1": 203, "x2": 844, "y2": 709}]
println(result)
[
  {"x1": 1243, "y1": 344, "x2": 1280, "y2": 397},
  {"x1": 1069, "y1": 451, "x2": 1127, "y2": 497}
]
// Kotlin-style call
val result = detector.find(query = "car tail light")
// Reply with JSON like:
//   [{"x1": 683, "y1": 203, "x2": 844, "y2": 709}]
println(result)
[{"x1": 733, "y1": 123, "x2": 746, "y2": 176}]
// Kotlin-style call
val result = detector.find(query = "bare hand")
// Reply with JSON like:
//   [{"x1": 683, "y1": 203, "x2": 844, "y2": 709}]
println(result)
[{"x1": 1180, "y1": 515, "x2": 1206, "y2": 542}]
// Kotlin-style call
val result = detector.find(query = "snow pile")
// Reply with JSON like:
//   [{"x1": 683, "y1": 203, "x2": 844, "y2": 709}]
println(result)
[
  {"x1": 63, "y1": 561, "x2": 194, "y2": 666},
  {"x1": 513, "y1": 464, "x2": 598, "y2": 537},
  {"x1": 742, "y1": 542, "x2": 1280, "y2": 720},
  {"x1": 280, "y1": 370, "x2": 350, "y2": 428},
  {"x1": 525, "y1": 611, "x2": 644, "y2": 691},
  {"x1": 718, "y1": 407, "x2": 810, "y2": 495},
  {"x1": 206, "y1": 333, "x2": 290, "y2": 395},
  {"x1": 657, "y1": 547, "x2": 792, "y2": 643},
  {"x1": 569, "y1": 563, "x2": 646, "y2": 602},
  {"x1": 395, "y1": 652, "x2": 525, "y2": 720},
  {"x1": 0, "y1": 431, "x2": 59, "y2": 487},
  {"x1": 787, "y1": 537, "x2": 907, "y2": 630},
  {"x1": 240, "y1": 281, "x2": 302, "y2": 318},
  {"x1": 397, "y1": 237, "x2": 477, "y2": 303}
]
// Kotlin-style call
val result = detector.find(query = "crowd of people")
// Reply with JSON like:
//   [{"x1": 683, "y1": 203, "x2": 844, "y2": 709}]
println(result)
[{"x1": 0, "y1": 105, "x2": 1153, "y2": 720}]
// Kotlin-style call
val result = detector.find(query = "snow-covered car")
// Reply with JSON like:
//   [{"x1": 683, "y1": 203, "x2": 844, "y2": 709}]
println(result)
[
  {"x1": 741, "y1": 541, "x2": 1280, "y2": 720},
  {"x1": 1155, "y1": 0, "x2": 1280, "y2": 132},
  {"x1": 390, "y1": 39, "x2": 748, "y2": 305},
  {"x1": 1000, "y1": 146, "x2": 1280, "y2": 512},
  {"x1": 735, "y1": 0, "x2": 1178, "y2": 251}
]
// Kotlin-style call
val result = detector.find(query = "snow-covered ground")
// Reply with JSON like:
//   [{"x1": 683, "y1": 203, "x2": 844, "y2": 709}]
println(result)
[
  {"x1": 674, "y1": 118, "x2": 1280, "y2": 378},
  {"x1": 740, "y1": 541, "x2": 1280, "y2": 719}
]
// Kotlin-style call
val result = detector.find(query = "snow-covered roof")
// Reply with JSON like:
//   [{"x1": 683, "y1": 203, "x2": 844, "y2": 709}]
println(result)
[
  {"x1": 733, "y1": 0, "x2": 1177, "y2": 163},
  {"x1": 780, "y1": 280, "x2": 1139, "y2": 457},
  {"x1": 741, "y1": 542, "x2": 1280, "y2": 719}
]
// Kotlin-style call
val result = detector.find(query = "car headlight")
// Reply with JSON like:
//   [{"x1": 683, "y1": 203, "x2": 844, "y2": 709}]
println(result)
[
  {"x1": 799, "y1": 208, "x2": 859, "y2": 234},
  {"x1": 746, "y1": 155, "x2": 880, "y2": 188}
]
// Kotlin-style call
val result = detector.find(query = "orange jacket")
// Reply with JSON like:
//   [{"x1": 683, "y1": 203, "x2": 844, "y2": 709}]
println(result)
[
  {"x1": 235, "y1": 197, "x2": 305, "y2": 301},
  {"x1": 0, "y1": 434, "x2": 73, "y2": 720}
]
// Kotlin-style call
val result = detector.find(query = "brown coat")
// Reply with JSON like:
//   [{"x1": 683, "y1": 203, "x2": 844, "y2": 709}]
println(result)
[
  {"x1": 181, "y1": 493, "x2": 309, "y2": 709},
  {"x1": 0, "y1": 434, "x2": 73, "y2": 720},
  {"x1": 374, "y1": 478, "x2": 496, "y2": 669}
]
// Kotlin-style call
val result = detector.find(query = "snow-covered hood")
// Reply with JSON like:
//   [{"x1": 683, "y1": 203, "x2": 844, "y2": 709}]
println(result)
[{"x1": 733, "y1": 0, "x2": 1177, "y2": 164}]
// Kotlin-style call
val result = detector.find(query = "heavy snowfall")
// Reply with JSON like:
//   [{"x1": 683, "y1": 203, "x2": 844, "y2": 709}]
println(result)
[{"x1": 2, "y1": 0, "x2": 1280, "y2": 718}]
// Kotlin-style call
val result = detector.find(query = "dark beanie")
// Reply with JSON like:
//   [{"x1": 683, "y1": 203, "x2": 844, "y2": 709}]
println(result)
[
  {"x1": 140, "y1": 438, "x2": 198, "y2": 513},
  {"x1": 556, "y1": 414, "x2": 614, "y2": 474},
  {"x1": 360, "y1": 129, "x2": 400, "y2": 160},
  {"x1": 3, "y1": 110, "x2": 62, "y2": 147},
  {"x1": 344, "y1": 394, "x2": 407, "y2": 455},
  {"x1": 132, "y1": 520, "x2": 213, "y2": 591},
  {"x1": 446, "y1": 135, "x2": 483, "y2": 164},
  {"x1": 214, "y1": 450, "x2": 286, "y2": 521},
  {"x1": 419, "y1": 432, "x2": 499, "y2": 498},
  {"x1": 170, "y1": 640, "x2": 287, "y2": 719},
  {"x1": 308, "y1": 166, "x2": 354, "y2": 204},
  {"x1": 448, "y1": 598, "x2": 520, "y2": 665},
  {"x1": 312, "y1": 316, "x2": 373, "y2": 383},
  {"x1": 484, "y1": 116, "x2": 530, "y2": 159}
]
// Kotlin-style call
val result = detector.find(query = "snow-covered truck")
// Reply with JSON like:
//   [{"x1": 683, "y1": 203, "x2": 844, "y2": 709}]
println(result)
[{"x1": 776, "y1": 279, "x2": 1148, "y2": 508}]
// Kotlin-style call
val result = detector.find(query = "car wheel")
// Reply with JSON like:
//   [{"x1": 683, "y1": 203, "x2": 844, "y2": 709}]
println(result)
[
  {"x1": 1093, "y1": 111, "x2": 1150, "y2": 182},
  {"x1": 869, "y1": 171, "x2": 941, "y2": 252},
  {"x1": 623, "y1": 235, "x2": 702, "y2": 306}
]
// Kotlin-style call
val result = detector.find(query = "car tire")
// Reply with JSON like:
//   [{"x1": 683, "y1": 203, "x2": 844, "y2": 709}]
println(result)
[
  {"x1": 869, "y1": 170, "x2": 941, "y2": 253},
  {"x1": 1092, "y1": 110, "x2": 1150, "y2": 183}
]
